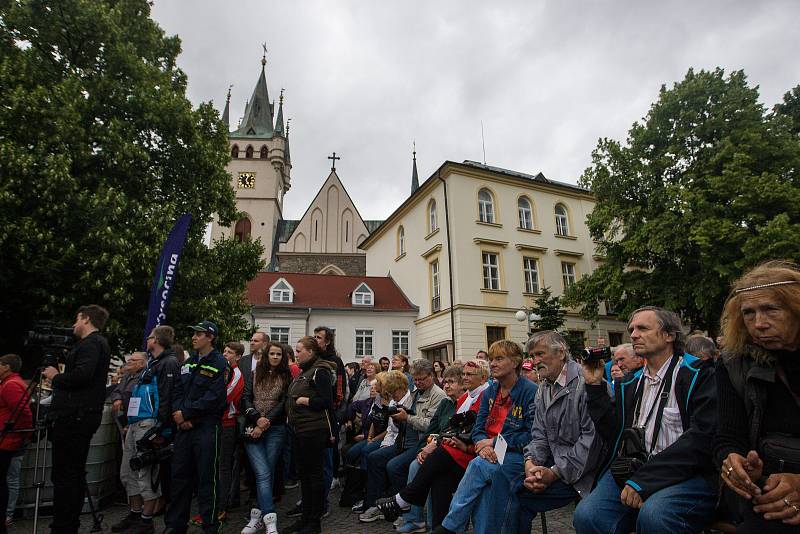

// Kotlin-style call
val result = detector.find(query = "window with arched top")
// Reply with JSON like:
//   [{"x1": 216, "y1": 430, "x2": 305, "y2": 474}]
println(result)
[
  {"x1": 428, "y1": 199, "x2": 438, "y2": 233},
  {"x1": 478, "y1": 189, "x2": 495, "y2": 223},
  {"x1": 245, "y1": 145, "x2": 254, "y2": 158},
  {"x1": 234, "y1": 218, "x2": 251, "y2": 242},
  {"x1": 518, "y1": 197, "x2": 533, "y2": 229},
  {"x1": 555, "y1": 204, "x2": 569, "y2": 236},
  {"x1": 397, "y1": 226, "x2": 405, "y2": 256},
  {"x1": 260, "y1": 145, "x2": 268, "y2": 159},
  {"x1": 231, "y1": 145, "x2": 239, "y2": 158}
]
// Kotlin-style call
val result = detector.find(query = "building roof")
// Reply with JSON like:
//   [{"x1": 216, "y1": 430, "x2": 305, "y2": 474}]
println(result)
[
  {"x1": 231, "y1": 61, "x2": 275, "y2": 139},
  {"x1": 359, "y1": 159, "x2": 592, "y2": 249},
  {"x1": 247, "y1": 272, "x2": 418, "y2": 311}
]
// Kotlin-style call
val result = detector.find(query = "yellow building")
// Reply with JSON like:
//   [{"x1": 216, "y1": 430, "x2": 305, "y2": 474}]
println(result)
[{"x1": 360, "y1": 160, "x2": 628, "y2": 361}]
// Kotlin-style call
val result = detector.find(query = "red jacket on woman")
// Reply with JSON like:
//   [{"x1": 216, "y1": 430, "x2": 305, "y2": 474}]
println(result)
[{"x1": 0, "y1": 373, "x2": 33, "y2": 451}]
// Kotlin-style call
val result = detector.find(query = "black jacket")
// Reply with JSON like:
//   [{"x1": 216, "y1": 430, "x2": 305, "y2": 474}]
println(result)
[
  {"x1": 50, "y1": 331, "x2": 111, "y2": 418},
  {"x1": 172, "y1": 349, "x2": 227, "y2": 424},
  {"x1": 586, "y1": 353, "x2": 717, "y2": 500},
  {"x1": 150, "y1": 348, "x2": 181, "y2": 425}
]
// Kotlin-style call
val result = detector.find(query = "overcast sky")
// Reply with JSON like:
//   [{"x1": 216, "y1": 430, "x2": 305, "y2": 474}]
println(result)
[{"x1": 151, "y1": 0, "x2": 799, "y2": 220}]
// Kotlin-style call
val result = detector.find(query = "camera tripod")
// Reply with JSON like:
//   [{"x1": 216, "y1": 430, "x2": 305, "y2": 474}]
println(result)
[{"x1": 0, "y1": 367, "x2": 104, "y2": 533}]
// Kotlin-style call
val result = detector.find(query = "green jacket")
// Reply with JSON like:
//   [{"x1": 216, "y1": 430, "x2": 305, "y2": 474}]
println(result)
[{"x1": 415, "y1": 396, "x2": 455, "y2": 452}]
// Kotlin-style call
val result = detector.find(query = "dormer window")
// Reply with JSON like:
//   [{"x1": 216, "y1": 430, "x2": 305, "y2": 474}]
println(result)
[
  {"x1": 352, "y1": 282, "x2": 374, "y2": 306},
  {"x1": 270, "y1": 278, "x2": 294, "y2": 303}
]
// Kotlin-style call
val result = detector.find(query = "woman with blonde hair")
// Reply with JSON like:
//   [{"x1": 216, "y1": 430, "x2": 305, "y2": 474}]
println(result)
[{"x1": 715, "y1": 260, "x2": 800, "y2": 532}]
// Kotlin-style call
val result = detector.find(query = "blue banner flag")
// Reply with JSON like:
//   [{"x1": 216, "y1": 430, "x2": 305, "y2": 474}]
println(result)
[{"x1": 142, "y1": 213, "x2": 192, "y2": 349}]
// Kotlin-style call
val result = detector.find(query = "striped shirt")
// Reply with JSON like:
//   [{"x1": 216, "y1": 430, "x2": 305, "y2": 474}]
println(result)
[{"x1": 634, "y1": 357, "x2": 684, "y2": 456}]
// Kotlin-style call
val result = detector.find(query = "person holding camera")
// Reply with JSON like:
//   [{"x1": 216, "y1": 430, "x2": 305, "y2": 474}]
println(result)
[
  {"x1": 491, "y1": 331, "x2": 602, "y2": 533},
  {"x1": 376, "y1": 358, "x2": 493, "y2": 531},
  {"x1": 0, "y1": 354, "x2": 33, "y2": 534},
  {"x1": 573, "y1": 306, "x2": 718, "y2": 534},
  {"x1": 42, "y1": 304, "x2": 111, "y2": 534},
  {"x1": 239, "y1": 341, "x2": 291, "y2": 534},
  {"x1": 714, "y1": 261, "x2": 800, "y2": 532},
  {"x1": 112, "y1": 326, "x2": 180, "y2": 534},
  {"x1": 163, "y1": 321, "x2": 227, "y2": 534}
]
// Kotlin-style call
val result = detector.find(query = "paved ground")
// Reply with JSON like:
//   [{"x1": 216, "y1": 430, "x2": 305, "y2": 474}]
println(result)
[{"x1": 10, "y1": 484, "x2": 578, "y2": 533}]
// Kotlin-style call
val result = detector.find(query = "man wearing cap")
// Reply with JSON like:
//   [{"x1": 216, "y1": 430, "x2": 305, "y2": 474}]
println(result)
[{"x1": 163, "y1": 321, "x2": 228, "y2": 534}]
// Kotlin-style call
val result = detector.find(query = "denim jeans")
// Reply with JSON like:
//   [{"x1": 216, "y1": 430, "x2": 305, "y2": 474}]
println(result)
[
  {"x1": 400, "y1": 459, "x2": 429, "y2": 526},
  {"x1": 573, "y1": 470, "x2": 716, "y2": 534},
  {"x1": 492, "y1": 461, "x2": 577, "y2": 534},
  {"x1": 364, "y1": 445, "x2": 399, "y2": 508},
  {"x1": 359, "y1": 440, "x2": 382, "y2": 470},
  {"x1": 245, "y1": 424, "x2": 287, "y2": 515},
  {"x1": 386, "y1": 446, "x2": 417, "y2": 493},
  {"x1": 345, "y1": 440, "x2": 368, "y2": 466},
  {"x1": 441, "y1": 452, "x2": 524, "y2": 534}
]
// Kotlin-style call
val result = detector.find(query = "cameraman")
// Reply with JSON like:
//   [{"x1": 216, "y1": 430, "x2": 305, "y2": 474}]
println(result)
[
  {"x1": 42, "y1": 304, "x2": 111, "y2": 534},
  {"x1": 573, "y1": 306, "x2": 717, "y2": 534},
  {"x1": 163, "y1": 321, "x2": 227, "y2": 534},
  {"x1": 112, "y1": 326, "x2": 180, "y2": 534}
]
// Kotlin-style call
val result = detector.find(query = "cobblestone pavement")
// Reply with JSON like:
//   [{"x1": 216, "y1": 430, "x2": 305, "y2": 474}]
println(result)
[{"x1": 11, "y1": 485, "x2": 577, "y2": 533}]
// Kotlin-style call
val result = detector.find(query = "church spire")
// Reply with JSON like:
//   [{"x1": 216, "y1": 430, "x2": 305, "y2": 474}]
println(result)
[
  {"x1": 232, "y1": 47, "x2": 274, "y2": 138},
  {"x1": 221, "y1": 85, "x2": 232, "y2": 131},
  {"x1": 285, "y1": 118, "x2": 292, "y2": 164},
  {"x1": 411, "y1": 142, "x2": 420, "y2": 194},
  {"x1": 274, "y1": 89, "x2": 285, "y2": 136}
]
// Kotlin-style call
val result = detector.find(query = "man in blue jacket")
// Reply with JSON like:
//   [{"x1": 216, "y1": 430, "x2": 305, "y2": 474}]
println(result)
[
  {"x1": 163, "y1": 321, "x2": 228, "y2": 534},
  {"x1": 573, "y1": 306, "x2": 717, "y2": 534}
]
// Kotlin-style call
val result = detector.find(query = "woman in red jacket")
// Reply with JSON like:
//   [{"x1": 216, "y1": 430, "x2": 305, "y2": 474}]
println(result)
[{"x1": 0, "y1": 354, "x2": 32, "y2": 534}]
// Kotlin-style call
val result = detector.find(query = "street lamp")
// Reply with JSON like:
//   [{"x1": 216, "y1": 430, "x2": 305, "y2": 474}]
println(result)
[{"x1": 515, "y1": 307, "x2": 542, "y2": 337}]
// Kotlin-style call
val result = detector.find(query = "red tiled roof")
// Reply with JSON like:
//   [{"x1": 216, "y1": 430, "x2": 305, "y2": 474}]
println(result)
[{"x1": 247, "y1": 272, "x2": 417, "y2": 311}]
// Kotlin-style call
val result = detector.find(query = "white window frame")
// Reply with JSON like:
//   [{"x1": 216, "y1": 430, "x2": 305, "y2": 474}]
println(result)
[
  {"x1": 392, "y1": 330, "x2": 410, "y2": 355},
  {"x1": 478, "y1": 189, "x2": 495, "y2": 223},
  {"x1": 431, "y1": 260, "x2": 441, "y2": 312},
  {"x1": 269, "y1": 278, "x2": 294, "y2": 303},
  {"x1": 555, "y1": 204, "x2": 569, "y2": 236},
  {"x1": 352, "y1": 282, "x2": 374, "y2": 306},
  {"x1": 518, "y1": 197, "x2": 533, "y2": 229},
  {"x1": 428, "y1": 200, "x2": 438, "y2": 233},
  {"x1": 355, "y1": 329, "x2": 374, "y2": 357},
  {"x1": 398, "y1": 226, "x2": 406, "y2": 256},
  {"x1": 523, "y1": 257, "x2": 540, "y2": 293},
  {"x1": 269, "y1": 326, "x2": 290, "y2": 344},
  {"x1": 562, "y1": 261, "x2": 576, "y2": 289},
  {"x1": 482, "y1": 251, "x2": 500, "y2": 290}
]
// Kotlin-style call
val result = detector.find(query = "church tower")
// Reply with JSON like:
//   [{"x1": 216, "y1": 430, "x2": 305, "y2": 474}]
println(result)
[{"x1": 211, "y1": 51, "x2": 291, "y2": 266}]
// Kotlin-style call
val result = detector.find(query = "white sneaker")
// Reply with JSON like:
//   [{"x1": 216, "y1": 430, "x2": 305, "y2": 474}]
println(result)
[
  {"x1": 241, "y1": 508, "x2": 263, "y2": 534},
  {"x1": 359, "y1": 506, "x2": 382, "y2": 523},
  {"x1": 263, "y1": 512, "x2": 277, "y2": 534}
]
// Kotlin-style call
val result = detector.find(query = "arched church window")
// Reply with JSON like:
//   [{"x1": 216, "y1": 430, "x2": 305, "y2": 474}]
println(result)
[
  {"x1": 231, "y1": 145, "x2": 239, "y2": 158},
  {"x1": 234, "y1": 218, "x2": 251, "y2": 242},
  {"x1": 245, "y1": 145, "x2": 254, "y2": 158},
  {"x1": 260, "y1": 145, "x2": 268, "y2": 159}
]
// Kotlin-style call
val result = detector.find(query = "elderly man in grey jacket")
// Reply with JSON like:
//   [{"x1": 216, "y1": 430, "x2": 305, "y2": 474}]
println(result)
[{"x1": 490, "y1": 331, "x2": 602, "y2": 534}]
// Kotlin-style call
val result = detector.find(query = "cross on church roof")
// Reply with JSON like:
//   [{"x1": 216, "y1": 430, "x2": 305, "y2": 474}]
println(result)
[{"x1": 328, "y1": 152, "x2": 341, "y2": 171}]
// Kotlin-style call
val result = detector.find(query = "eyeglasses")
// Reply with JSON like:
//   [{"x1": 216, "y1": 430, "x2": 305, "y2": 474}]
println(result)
[{"x1": 462, "y1": 372, "x2": 480, "y2": 377}]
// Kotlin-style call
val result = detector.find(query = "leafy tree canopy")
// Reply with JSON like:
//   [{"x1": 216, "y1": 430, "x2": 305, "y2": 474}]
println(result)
[
  {"x1": 563, "y1": 68, "x2": 800, "y2": 334},
  {"x1": 0, "y1": 0, "x2": 263, "y2": 357}
]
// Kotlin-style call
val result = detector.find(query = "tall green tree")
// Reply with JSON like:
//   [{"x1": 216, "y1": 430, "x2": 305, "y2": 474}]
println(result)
[
  {"x1": 0, "y1": 0, "x2": 263, "y2": 354},
  {"x1": 563, "y1": 69, "x2": 800, "y2": 334},
  {"x1": 529, "y1": 287, "x2": 566, "y2": 332}
]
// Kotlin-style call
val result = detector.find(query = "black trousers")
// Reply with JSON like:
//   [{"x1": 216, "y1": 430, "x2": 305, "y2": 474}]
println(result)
[
  {"x1": 295, "y1": 428, "x2": 329, "y2": 528},
  {"x1": 49, "y1": 412, "x2": 102, "y2": 534},
  {"x1": 399, "y1": 447, "x2": 465, "y2": 529},
  {"x1": 165, "y1": 422, "x2": 221, "y2": 534}
]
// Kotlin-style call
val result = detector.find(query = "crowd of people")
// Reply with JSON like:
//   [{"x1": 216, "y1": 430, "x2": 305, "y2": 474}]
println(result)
[{"x1": 0, "y1": 260, "x2": 799, "y2": 534}]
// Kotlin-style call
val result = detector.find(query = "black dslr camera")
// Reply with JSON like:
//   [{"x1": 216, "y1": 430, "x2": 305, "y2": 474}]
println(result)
[
  {"x1": 441, "y1": 411, "x2": 477, "y2": 445},
  {"x1": 579, "y1": 346, "x2": 612, "y2": 363},
  {"x1": 25, "y1": 321, "x2": 75, "y2": 368},
  {"x1": 369, "y1": 404, "x2": 415, "y2": 430},
  {"x1": 129, "y1": 423, "x2": 173, "y2": 471}
]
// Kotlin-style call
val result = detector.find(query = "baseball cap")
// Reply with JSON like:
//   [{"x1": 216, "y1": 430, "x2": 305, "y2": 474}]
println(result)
[
  {"x1": 522, "y1": 359, "x2": 534, "y2": 371},
  {"x1": 189, "y1": 320, "x2": 219, "y2": 337}
]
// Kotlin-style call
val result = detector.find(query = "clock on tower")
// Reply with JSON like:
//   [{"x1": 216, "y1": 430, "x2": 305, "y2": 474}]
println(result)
[{"x1": 237, "y1": 172, "x2": 256, "y2": 189}]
